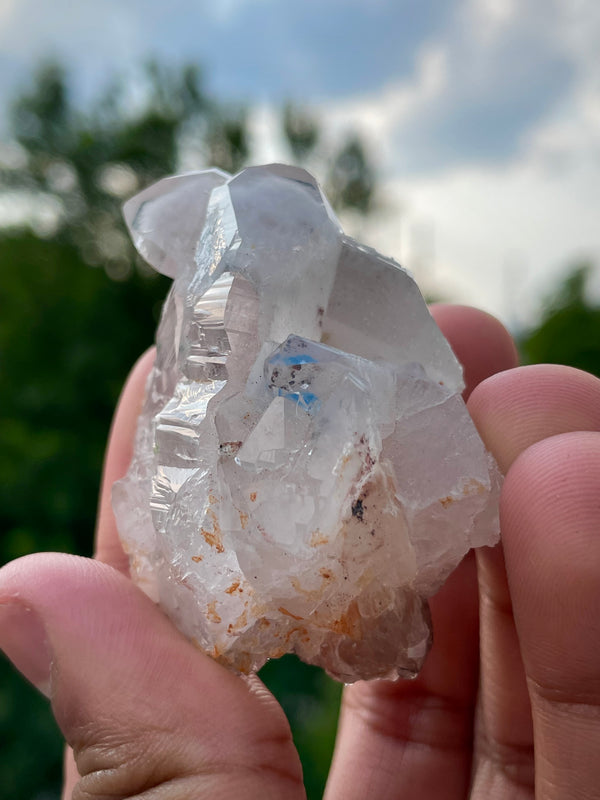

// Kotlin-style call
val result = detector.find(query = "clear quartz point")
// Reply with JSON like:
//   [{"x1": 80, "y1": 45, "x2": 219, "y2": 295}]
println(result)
[{"x1": 113, "y1": 163, "x2": 501, "y2": 682}]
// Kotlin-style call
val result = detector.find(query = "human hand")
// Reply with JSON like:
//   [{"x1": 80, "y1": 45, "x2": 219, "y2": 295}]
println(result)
[
  {"x1": 325, "y1": 306, "x2": 600, "y2": 799},
  {"x1": 0, "y1": 306, "x2": 599, "y2": 799}
]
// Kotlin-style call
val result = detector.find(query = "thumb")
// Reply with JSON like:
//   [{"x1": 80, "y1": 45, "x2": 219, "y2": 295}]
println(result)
[{"x1": 0, "y1": 553, "x2": 305, "y2": 800}]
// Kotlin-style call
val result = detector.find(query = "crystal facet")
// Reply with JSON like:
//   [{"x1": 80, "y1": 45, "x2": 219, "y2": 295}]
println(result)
[{"x1": 113, "y1": 164, "x2": 501, "y2": 682}]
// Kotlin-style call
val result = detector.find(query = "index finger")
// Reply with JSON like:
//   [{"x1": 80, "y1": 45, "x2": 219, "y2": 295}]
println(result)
[{"x1": 94, "y1": 347, "x2": 155, "y2": 572}]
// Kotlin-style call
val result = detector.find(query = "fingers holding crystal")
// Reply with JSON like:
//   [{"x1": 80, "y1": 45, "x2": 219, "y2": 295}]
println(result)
[
  {"x1": 468, "y1": 366, "x2": 600, "y2": 797},
  {"x1": 0, "y1": 553, "x2": 304, "y2": 800},
  {"x1": 324, "y1": 306, "x2": 519, "y2": 800},
  {"x1": 58, "y1": 349, "x2": 157, "y2": 797},
  {"x1": 94, "y1": 347, "x2": 155, "y2": 573},
  {"x1": 468, "y1": 364, "x2": 600, "y2": 472},
  {"x1": 501, "y1": 432, "x2": 600, "y2": 799},
  {"x1": 429, "y1": 304, "x2": 519, "y2": 400},
  {"x1": 325, "y1": 555, "x2": 481, "y2": 800},
  {"x1": 112, "y1": 165, "x2": 523, "y2": 796}
]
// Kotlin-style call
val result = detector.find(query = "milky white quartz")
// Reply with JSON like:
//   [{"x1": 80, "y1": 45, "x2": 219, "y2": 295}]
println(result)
[{"x1": 113, "y1": 164, "x2": 501, "y2": 683}]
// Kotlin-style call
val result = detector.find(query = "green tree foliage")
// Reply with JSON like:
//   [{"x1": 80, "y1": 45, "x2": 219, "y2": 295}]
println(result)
[
  {"x1": 327, "y1": 135, "x2": 376, "y2": 215},
  {"x1": 0, "y1": 61, "x2": 378, "y2": 800},
  {"x1": 520, "y1": 264, "x2": 600, "y2": 377},
  {"x1": 283, "y1": 103, "x2": 320, "y2": 162},
  {"x1": 281, "y1": 104, "x2": 376, "y2": 214}
]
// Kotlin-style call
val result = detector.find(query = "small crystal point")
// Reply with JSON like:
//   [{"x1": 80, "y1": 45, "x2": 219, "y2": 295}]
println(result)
[
  {"x1": 123, "y1": 169, "x2": 229, "y2": 279},
  {"x1": 113, "y1": 164, "x2": 501, "y2": 682}
]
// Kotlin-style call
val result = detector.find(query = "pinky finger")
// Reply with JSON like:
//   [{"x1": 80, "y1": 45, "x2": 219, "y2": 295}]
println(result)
[{"x1": 502, "y1": 431, "x2": 600, "y2": 798}]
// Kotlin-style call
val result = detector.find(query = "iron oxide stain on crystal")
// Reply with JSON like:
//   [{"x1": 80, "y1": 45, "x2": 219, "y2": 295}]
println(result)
[{"x1": 113, "y1": 164, "x2": 501, "y2": 682}]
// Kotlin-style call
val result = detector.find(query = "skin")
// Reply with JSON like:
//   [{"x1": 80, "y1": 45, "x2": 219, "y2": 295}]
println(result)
[{"x1": 0, "y1": 304, "x2": 599, "y2": 799}]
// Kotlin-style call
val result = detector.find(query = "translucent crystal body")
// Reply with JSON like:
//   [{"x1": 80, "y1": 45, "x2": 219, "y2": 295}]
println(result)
[{"x1": 113, "y1": 164, "x2": 501, "y2": 682}]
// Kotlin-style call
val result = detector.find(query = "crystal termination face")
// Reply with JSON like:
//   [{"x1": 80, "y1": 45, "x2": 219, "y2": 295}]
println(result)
[{"x1": 113, "y1": 164, "x2": 501, "y2": 683}]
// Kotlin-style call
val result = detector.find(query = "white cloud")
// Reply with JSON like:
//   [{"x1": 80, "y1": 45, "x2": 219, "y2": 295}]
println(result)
[
  {"x1": 385, "y1": 156, "x2": 600, "y2": 325},
  {"x1": 309, "y1": 0, "x2": 600, "y2": 328},
  {"x1": 314, "y1": 42, "x2": 448, "y2": 165},
  {"x1": 361, "y1": 70, "x2": 600, "y2": 328},
  {"x1": 467, "y1": 0, "x2": 518, "y2": 42},
  {"x1": 0, "y1": 0, "x2": 15, "y2": 25},
  {"x1": 205, "y1": 0, "x2": 272, "y2": 25},
  {"x1": 0, "y1": 1, "x2": 151, "y2": 76}
]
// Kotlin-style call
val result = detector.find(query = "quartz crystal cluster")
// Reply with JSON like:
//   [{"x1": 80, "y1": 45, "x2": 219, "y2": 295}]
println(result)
[{"x1": 113, "y1": 164, "x2": 501, "y2": 683}]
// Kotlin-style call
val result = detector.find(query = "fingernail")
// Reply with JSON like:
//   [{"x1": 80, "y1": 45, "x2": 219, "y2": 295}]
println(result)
[{"x1": 0, "y1": 603, "x2": 52, "y2": 697}]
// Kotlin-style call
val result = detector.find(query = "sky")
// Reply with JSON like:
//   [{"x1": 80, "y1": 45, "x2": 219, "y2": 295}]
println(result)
[{"x1": 0, "y1": 0, "x2": 599, "y2": 328}]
